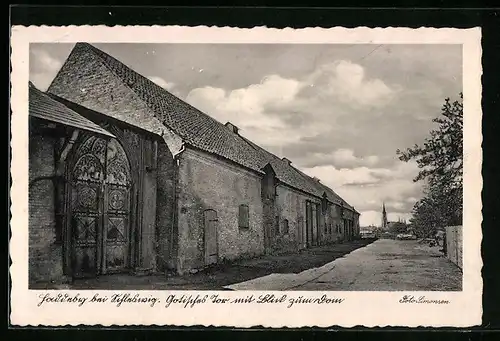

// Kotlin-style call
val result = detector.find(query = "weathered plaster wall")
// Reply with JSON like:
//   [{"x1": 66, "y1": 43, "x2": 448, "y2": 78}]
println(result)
[
  {"x1": 28, "y1": 132, "x2": 63, "y2": 284},
  {"x1": 155, "y1": 141, "x2": 177, "y2": 271},
  {"x1": 273, "y1": 185, "x2": 320, "y2": 253},
  {"x1": 176, "y1": 147, "x2": 264, "y2": 272}
]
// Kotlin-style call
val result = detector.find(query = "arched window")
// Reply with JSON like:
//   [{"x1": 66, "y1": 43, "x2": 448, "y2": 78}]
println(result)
[{"x1": 238, "y1": 204, "x2": 249, "y2": 229}]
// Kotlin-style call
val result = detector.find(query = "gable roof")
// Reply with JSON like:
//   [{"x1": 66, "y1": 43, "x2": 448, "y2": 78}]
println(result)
[
  {"x1": 239, "y1": 136, "x2": 325, "y2": 198},
  {"x1": 48, "y1": 43, "x2": 356, "y2": 212},
  {"x1": 291, "y1": 165, "x2": 354, "y2": 209},
  {"x1": 29, "y1": 81, "x2": 114, "y2": 138},
  {"x1": 65, "y1": 43, "x2": 264, "y2": 173}
]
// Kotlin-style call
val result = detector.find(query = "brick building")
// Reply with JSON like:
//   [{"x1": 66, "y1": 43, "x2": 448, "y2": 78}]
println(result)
[{"x1": 28, "y1": 43, "x2": 360, "y2": 285}]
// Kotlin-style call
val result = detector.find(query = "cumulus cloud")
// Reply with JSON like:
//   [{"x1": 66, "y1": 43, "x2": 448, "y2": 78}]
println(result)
[
  {"x1": 186, "y1": 61, "x2": 395, "y2": 148},
  {"x1": 300, "y1": 61, "x2": 397, "y2": 107},
  {"x1": 297, "y1": 148, "x2": 379, "y2": 168},
  {"x1": 302, "y1": 160, "x2": 417, "y2": 187},
  {"x1": 29, "y1": 49, "x2": 64, "y2": 91},
  {"x1": 28, "y1": 43, "x2": 457, "y2": 227},
  {"x1": 186, "y1": 75, "x2": 328, "y2": 146},
  {"x1": 301, "y1": 160, "x2": 421, "y2": 225},
  {"x1": 185, "y1": 58, "x2": 420, "y2": 226},
  {"x1": 148, "y1": 76, "x2": 176, "y2": 91}
]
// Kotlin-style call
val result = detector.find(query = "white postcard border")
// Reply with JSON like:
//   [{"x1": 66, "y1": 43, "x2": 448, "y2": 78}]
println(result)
[{"x1": 10, "y1": 25, "x2": 483, "y2": 327}]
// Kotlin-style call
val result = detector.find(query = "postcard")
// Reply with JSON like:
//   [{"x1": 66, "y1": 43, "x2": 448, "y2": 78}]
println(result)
[{"x1": 10, "y1": 25, "x2": 482, "y2": 327}]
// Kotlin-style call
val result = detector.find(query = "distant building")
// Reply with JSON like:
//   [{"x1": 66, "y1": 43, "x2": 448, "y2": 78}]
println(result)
[
  {"x1": 360, "y1": 225, "x2": 377, "y2": 232},
  {"x1": 381, "y1": 202, "x2": 388, "y2": 229}
]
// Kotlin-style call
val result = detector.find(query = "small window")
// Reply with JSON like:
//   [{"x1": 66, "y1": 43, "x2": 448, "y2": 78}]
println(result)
[
  {"x1": 275, "y1": 216, "x2": 280, "y2": 235},
  {"x1": 283, "y1": 219, "x2": 289, "y2": 234},
  {"x1": 238, "y1": 204, "x2": 249, "y2": 229}
]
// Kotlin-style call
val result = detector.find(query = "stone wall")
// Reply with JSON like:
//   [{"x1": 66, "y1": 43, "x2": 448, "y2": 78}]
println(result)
[
  {"x1": 322, "y1": 203, "x2": 342, "y2": 244},
  {"x1": 176, "y1": 147, "x2": 264, "y2": 273},
  {"x1": 47, "y1": 43, "x2": 166, "y2": 137},
  {"x1": 155, "y1": 141, "x2": 177, "y2": 271},
  {"x1": 48, "y1": 45, "x2": 171, "y2": 272},
  {"x1": 274, "y1": 185, "x2": 319, "y2": 253},
  {"x1": 445, "y1": 225, "x2": 463, "y2": 270},
  {"x1": 28, "y1": 132, "x2": 64, "y2": 284}
]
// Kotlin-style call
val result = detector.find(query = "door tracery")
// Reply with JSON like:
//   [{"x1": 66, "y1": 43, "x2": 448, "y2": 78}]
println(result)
[{"x1": 69, "y1": 135, "x2": 132, "y2": 278}]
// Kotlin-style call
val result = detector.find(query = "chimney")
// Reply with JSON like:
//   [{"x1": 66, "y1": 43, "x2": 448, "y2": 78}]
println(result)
[
  {"x1": 282, "y1": 157, "x2": 292, "y2": 165},
  {"x1": 225, "y1": 122, "x2": 239, "y2": 134},
  {"x1": 313, "y1": 176, "x2": 321, "y2": 183}
]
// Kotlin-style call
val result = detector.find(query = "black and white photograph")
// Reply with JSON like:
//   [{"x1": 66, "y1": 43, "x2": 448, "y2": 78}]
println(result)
[{"x1": 11, "y1": 25, "x2": 482, "y2": 327}]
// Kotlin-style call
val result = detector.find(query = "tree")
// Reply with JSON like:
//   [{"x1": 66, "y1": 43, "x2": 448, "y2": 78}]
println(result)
[
  {"x1": 388, "y1": 221, "x2": 408, "y2": 234},
  {"x1": 409, "y1": 188, "x2": 445, "y2": 238},
  {"x1": 397, "y1": 94, "x2": 463, "y2": 233}
]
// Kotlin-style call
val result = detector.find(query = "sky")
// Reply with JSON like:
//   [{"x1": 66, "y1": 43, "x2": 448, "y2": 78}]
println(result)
[{"x1": 29, "y1": 43, "x2": 463, "y2": 226}]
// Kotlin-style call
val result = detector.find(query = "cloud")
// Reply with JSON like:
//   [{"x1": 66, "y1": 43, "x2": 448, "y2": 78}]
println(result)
[
  {"x1": 29, "y1": 49, "x2": 64, "y2": 91},
  {"x1": 185, "y1": 61, "x2": 395, "y2": 148},
  {"x1": 300, "y1": 60, "x2": 398, "y2": 108},
  {"x1": 298, "y1": 148, "x2": 379, "y2": 168},
  {"x1": 302, "y1": 160, "x2": 417, "y2": 187},
  {"x1": 28, "y1": 44, "x2": 457, "y2": 227},
  {"x1": 301, "y1": 161, "x2": 421, "y2": 219},
  {"x1": 148, "y1": 76, "x2": 176, "y2": 91},
  {"x1": 185, "y1": 59, "x2": 422, "y2": 224},
  {"x1": 186, "y1": 75, "x2": 323, "y2": 146}
]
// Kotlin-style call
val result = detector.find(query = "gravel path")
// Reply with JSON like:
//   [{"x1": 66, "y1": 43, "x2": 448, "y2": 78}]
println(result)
[{"x1": 226, "y1": 239, "x2": 462, "y2": 291}]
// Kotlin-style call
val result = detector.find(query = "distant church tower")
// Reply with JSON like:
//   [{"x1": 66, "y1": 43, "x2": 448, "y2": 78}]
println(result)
[{"x1": 381, "y1": 202, "x2": 388, "y2": 229}]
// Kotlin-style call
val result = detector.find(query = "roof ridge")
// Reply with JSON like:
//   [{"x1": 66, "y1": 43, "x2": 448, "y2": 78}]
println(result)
[
  {"x1": 290, "y1": 161, "x2": 355, "y2": 208},
  {"x1": 77, "y1": 42, "x2": 270, "y2": 172},
  {"x1": 79, "y1": 43, "x2": 176, "y2": 128},
  {"x1": 239, "y1": 135, "x2": 284, "y2": 162},
  {"x1": 59, "y1": 43, "x2": 354, "y2": 210},
  {"x1": 82, "y1": 43, "x2": 232, "y2": 132}
]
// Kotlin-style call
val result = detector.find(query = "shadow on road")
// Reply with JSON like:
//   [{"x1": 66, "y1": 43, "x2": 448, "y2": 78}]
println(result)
[{"x1": 54, "y1": 239, "x2": 375, "y2": 290}]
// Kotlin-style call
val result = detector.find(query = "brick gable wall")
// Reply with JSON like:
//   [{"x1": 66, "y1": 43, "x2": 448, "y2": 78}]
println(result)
[
  {"x1": 48, "y1": 44, "x2": 166, "y2": 136},
  {"x1": 28, "y1": 133, "x2": 64, "y2": 284}
]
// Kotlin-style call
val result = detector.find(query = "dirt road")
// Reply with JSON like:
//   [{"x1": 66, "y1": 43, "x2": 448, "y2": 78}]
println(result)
[
  {"x1": 226, "y1": 239, "x2": 462, "y2": 291},
  {"x1": 53, "y1": 240, "x2": 373, "y2": 290}
]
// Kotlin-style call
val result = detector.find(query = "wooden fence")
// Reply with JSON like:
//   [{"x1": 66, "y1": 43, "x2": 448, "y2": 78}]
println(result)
[{"x1": 445, "y1": 225, "x2": 463, "y2": 270}]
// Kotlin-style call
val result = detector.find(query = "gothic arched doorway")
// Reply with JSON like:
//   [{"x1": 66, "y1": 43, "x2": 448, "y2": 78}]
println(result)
[{"x1": 68, "y1": 135, "x2": 132, "y2": 278}]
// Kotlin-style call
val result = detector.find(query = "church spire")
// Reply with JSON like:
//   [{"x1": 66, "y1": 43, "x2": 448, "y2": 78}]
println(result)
[{"x1": 381, "y1": 202, "x2": 388, "y2": 229}]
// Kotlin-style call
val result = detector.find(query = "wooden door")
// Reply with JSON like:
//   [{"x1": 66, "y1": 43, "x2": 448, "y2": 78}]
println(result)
[
  {"x1": 69, "y1": 136, "x2": 131, "y2": 278},
  {"x1": 306, "y1": 201, "x2": 312, "y2": 247},
  {"x1": 102, "y1": 139, "x2": 131, "y2": 273},
  {"x1": 297, "y1": 216, "x2": 304, "y2": 248},
  {"x1": 263, "y1": 201, "x2": 274, "y2": 252},
  {"x1": 312, "y1": 204, "x2": 318, "y2": 246},
  {"x1": 204, "y1": 209, "x2": 218, "y2": 265}
]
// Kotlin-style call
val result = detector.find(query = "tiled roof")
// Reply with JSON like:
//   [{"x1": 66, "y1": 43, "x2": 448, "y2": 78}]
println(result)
[
  {"x1": 29, "y1": 82, "x2": 114, "y2": 138},
  {"x1": 48, "y1": 43, "x2": 356, "y2": 210},
  {"x1": 80, "y1": 43, "x2": 264, "y2": 173},
  {"x1": 291, "y1": 165, "x2": 354, "y2": 209},
  {"x1": 239, "y1": 136, "x2": 325, "y2": 198}
]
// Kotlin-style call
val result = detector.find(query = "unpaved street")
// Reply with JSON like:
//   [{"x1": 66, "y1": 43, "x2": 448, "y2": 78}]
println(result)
[
  {"x1": 226, "y1": 239, "x2": 462, "y2": 291},
  {"x1": 52, "y1": 240, "x2": 373, "y2": 290}
]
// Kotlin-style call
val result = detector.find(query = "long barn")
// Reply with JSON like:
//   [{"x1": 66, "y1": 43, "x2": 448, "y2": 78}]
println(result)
[{"x1": 28, "y1": 43, "x2": 360, "y2": 285}]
